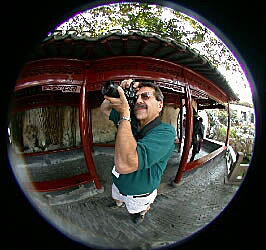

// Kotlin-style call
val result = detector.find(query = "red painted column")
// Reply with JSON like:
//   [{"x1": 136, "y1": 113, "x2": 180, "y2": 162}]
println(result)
[
  {"x1": 79, "y1": 66, "x2": 102, "y2": 189},
  {"x1": 179, "y1": 99, "x2": 183, "y2": 143},
  {"x1": 88, "y1": 106, "x2": 94, "y2": 152},
  {"x1": 174, "y1": 85, "x2": 193, "y2": 183},
  {"x1": 225, "y1": 102, "x2": 230, "y2": 146}
]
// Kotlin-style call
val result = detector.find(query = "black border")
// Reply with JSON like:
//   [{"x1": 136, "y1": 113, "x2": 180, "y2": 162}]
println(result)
[{"x1": 2, "y1": 1, "x2": 263, "y2": 249}]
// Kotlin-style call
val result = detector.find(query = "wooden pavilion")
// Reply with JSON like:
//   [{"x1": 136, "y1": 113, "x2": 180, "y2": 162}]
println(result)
[{"x1": 10, "y1": 30, "x2": 239, "y2": 192}]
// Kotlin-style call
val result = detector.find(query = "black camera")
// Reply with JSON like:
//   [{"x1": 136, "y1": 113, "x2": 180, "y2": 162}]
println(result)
[{"x1": 101, "y1": 80, "x2": 137, "y2": 108}]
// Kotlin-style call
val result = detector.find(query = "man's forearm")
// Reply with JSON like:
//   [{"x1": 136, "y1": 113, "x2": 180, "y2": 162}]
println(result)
[
  {"x1": 102, "y1": 84, "x2": 138, "y2": 173},
  {"x1": 115, "y1": 119, "x2": 138, "y2": 174}
]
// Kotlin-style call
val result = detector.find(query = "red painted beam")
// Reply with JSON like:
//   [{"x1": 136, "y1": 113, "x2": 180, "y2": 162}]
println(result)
[
  {"x1": 86, "y1": 56, "x2": 229, "y2": 103},
  {"x1": 23, "y1": 173, "x2": 93, "y2": 192},
  {"x1": 16, "y1": 58, "x2": 85, "y2": 91},
  {"x1": 185, "y1": 146, "x2": 227, "y2": 172},
  {"x1": 15, "y1": 57, "x2": 231, "y2": 103}
]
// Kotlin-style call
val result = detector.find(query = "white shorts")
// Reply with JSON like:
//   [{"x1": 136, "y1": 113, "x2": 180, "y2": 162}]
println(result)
[{"x1": 112, "y1": 183, "x2": 157, "y2": 214}]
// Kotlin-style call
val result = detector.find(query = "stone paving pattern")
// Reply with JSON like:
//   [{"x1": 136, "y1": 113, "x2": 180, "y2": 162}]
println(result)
[{"x1": 26, "y1": 145, "x2": 239, "y2": 249}]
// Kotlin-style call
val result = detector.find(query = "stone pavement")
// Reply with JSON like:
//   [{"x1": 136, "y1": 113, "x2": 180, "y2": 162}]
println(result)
[{"x1": 26, "y1": 145, "x2": 239, "y2": 249}]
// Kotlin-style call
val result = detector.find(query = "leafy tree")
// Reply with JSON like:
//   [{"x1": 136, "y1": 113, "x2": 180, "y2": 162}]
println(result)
[
  {"x1": 53, "y1": 3, "x2": 243, "y2": 78},
  {"x1": 206, "y1": 107, "x2": 254, "y2": 162},
  {"x1": 206, "y1": 108, "x2": 237, "y2": 128}
]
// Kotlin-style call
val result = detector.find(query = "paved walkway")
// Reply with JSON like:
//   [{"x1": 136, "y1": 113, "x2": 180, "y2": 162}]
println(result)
[{"x1": 28, "y1": 145, "x2": 239, "y2": 249}]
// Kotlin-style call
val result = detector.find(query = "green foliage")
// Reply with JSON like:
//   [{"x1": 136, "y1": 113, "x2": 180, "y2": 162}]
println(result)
[
  {"x1": 230, "y1": 127, "x2": 237, "y2": 138},
  {"x1": 206, "y1": 108, "x2": 238, "y2": 128},
  {"x1": 215, "y1": 126, "x2": 236, "y2": 142},
  {"x1": 229, "y1": 109, "x2": 238, "y2": 124},
  {"x1": 218, "y1": 126, "x2": 227, "y2": 139},
  {"x1": 218, "y1": 110, "x2": 228, "y2": 126},
  {"x1": 206, "y1": 108, "x2": 254, "y2": 162},
  {"x1": 54, "y1": 3, "x2": 242, "y2": 75}
]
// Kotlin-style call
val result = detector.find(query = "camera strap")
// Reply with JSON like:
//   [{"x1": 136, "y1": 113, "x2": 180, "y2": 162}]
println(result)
[{"x1": 136, "y1": 116, "x2": 161, "y2": 140}]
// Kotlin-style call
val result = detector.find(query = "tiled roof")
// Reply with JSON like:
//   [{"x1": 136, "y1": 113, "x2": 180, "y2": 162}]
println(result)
[{"x1": 29, "y1": 29, "x2": 238, "y2": 101}]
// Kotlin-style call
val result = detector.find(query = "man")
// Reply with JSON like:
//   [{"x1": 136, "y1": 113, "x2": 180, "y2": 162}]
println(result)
[
  {"x1": 189, "y1": 111, "x2": 204, "y2": 162},
  {"x1": 198, "y1": 117, "x2": 205, "y2": 151},
  {"x1": 100, "y1": 79, "x2": 176, "y2": 224}
]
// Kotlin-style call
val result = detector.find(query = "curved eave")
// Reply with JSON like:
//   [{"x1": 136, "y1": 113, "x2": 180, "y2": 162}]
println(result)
[{"x1": 27, "y1": 30, "x2": 239, "y2": 102}]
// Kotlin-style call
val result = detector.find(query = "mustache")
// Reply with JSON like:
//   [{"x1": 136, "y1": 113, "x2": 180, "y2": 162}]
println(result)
[{"x1": 134, "y1": 104, "x2": 147, "y2": 110}]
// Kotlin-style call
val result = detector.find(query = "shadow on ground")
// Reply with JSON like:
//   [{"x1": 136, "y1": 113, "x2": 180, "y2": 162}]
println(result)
[{"x1": 24, "y1": 145, "x2": 239, "y2": 249}]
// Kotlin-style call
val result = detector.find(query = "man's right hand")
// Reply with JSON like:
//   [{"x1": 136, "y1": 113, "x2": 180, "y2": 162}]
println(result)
[
  {"x1": 120, "y1": 79, "x2": 140, "y2": 90},
  {"x1": 100, "y1": 79, "x2": 140, "y2": 117}
]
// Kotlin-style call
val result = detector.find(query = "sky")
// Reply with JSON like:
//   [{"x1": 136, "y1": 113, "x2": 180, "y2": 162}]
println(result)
[
  {"x1": 217, "y1": 65, "x2": 253, "y2": 103},
  {"x1": 55, "y1": 4, "x2": 253, "y2": 104},
  {"x1": 161, "y1": 8, "x2": 253, "y2": 104}
]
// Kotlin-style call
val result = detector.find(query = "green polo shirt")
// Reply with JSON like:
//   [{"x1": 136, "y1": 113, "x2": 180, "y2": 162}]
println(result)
[{"x1": 110, "y1": 109, "x2": 176, "y2": 195}]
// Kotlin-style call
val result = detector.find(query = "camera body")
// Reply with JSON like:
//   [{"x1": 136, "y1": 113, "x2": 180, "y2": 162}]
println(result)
[{"x1": 101, "y1": 80, "x2": 137, "y2": 108}]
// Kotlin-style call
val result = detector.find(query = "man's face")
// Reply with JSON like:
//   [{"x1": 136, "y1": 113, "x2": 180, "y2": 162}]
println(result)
[{"x1": 134, "y1": 86, "x2": 163, "y2": 125}]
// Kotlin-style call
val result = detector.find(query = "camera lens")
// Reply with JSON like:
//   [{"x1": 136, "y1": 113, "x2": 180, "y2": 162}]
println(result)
[{"x1": 101, "y1": 81, "x2": 120, "y2": 98}]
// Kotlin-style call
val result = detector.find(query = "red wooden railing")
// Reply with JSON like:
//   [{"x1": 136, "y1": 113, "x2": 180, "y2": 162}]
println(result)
[{"x1": 13, "y1": 56, "x2": 231, "y2": 192}]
